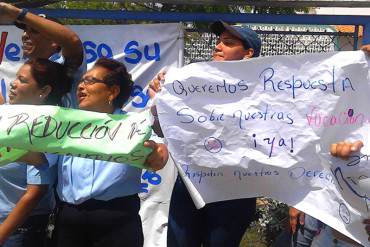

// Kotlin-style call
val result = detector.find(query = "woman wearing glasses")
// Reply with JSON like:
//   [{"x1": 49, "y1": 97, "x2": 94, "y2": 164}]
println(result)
[{"x1": 42, "y1": 57, "x2": 168, "y2": 247}]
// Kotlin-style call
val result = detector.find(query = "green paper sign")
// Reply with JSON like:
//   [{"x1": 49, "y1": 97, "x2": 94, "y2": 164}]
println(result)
[
  {"x1": 0, "y1": 105, "x2": 153, "y2": 168},
  {"x1": 0, "y1": 146, "x2": 28, "y2": 166}
]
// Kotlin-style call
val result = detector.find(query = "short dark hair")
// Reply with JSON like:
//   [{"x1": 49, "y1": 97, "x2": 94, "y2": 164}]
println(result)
[
  {"x1": 25, "y1": 58, "x2": 71, "y2": 106},
  {"x1": 94, "y1": 57, "x2": 134, "y2": 108}
]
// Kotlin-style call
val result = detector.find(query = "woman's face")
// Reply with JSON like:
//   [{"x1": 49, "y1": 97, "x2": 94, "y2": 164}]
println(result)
[
  {"x1": 9, "y1": 64, "x2": 45, "y2": 105},
  {"x1": 77, "y1": 66, "x2": 119, "y2": 113}
]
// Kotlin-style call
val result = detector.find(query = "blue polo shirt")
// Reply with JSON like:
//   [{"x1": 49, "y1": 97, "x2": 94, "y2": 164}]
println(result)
[
  {"x1": 48, "y1": 109, "x2": 142, "y2": 205},
  {"x1": 0, "y1": 162, "x2": 56, "y2": 222}
]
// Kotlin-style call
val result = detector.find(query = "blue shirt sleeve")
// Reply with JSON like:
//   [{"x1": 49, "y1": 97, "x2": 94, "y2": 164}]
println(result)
[
  {"x1": 26, "y1": 164, "x2": 52, "y2": 185},
  {"x1": 45, "y1": 153, "x2": 59, "y2": 167}
]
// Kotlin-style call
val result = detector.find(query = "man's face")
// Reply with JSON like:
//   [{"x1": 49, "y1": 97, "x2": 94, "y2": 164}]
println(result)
[
  {"x1": 21, "y1": 27, "x2": 55, "y2": 59},
  {"x1": 212, "y1": 30, "x2": 252, "y2": 61}
]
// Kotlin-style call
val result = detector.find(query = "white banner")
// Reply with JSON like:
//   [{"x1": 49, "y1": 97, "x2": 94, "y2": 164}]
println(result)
[
  {"x1": 0, "y1": 23, "x2": 182, "y2": 247},
  {"x1": 157, "y1": 51, "x2": 370, "y2": 245}
]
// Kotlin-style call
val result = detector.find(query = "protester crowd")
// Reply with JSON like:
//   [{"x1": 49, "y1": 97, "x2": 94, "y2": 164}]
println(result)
[{"x1": 0, "y1": 2, "x2": 369, "y2": 247}]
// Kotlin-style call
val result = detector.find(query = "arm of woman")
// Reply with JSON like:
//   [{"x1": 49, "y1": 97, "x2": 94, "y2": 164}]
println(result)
[
  {"x1": 0, "y1": 184, "x2": 47, "y2": 244},
  {"x1": 18, "y1": 152, "x2": 48, "y2": 166}
]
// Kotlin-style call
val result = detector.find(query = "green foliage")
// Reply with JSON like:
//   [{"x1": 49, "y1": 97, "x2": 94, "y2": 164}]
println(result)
[
  {"x1": 43, "y1": 1, "x2": 308, "y2": 26},
  {"x1": 254, "y1": 6, "x2": 310, "y2": 14}
]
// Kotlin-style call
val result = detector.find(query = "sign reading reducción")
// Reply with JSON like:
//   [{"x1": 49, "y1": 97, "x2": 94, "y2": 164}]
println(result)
[{"x1": 0, "y1": 105, "x2": 153, "y2": 168}]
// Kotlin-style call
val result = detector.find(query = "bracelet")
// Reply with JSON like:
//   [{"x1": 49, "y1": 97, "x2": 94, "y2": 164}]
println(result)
[{"x1": 16, "y1": 8, "x2": 28, "y2": 21}]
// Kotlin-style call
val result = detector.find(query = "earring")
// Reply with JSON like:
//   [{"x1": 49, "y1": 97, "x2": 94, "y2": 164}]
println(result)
[
  {"x1": 108, "y1": 100, "x2": 112, "y2": 105},
  {"x1": 39, "y1": 94, "x2": 43, "y2": 98}
]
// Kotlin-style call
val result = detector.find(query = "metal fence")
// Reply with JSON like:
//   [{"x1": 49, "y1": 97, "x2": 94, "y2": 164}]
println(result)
[{"x1": 184, "y1": 23, "x2": 359, "y2": 64}]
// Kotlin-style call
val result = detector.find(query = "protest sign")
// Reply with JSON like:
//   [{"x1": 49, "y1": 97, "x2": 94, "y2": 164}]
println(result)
[
  {"x1": 157, "y1": 51, "x2": 370, "y2": 244},
  {"x1": 0, "y1": 23, "x2": 182, "y2": 246},
  {"x1": 0, "y1": 105, "x2": 152, "y2": 168},
  {"x1": 0, "y1": 146, "x2": 27, "y2": 166},
  {"x1": 0, "y1": 23, "x2": 183, "y2": 112}
]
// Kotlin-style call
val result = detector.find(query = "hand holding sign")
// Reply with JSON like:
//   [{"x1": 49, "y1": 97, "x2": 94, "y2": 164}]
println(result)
[
  {"x1": 330, "y1": 140, "x2": 364, "y2": 160},
  {"x1": 0, "y1": 105, "x2": 154, "y2": 168},
  {"x1": 289, "y1": 207, "x2": 305, "y2": 234},
  {"x1": 144, "y1": 140, "x2": 169, "y2": 171},
  {"x1": 0, "y1": 146, "x2": 28, "y2": 166}
]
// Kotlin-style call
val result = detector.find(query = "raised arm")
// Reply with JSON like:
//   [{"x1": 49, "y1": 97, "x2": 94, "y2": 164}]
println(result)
[{"x1": 0, "y1": 2, "x2": 83, "y2": 69}]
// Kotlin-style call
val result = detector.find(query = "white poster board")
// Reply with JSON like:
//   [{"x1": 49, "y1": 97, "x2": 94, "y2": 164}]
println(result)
[{"x1": 157, "y1": 51, "x2": 370, "y2": 245}]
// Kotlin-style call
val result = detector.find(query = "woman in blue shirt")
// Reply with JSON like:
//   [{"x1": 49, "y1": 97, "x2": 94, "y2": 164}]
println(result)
[
  {"x1": 44, "y1": 57, "x2": 168, "y2": 247},
  {"x1": 0, "y1": 58, "x2": 71, "y2": 247}
]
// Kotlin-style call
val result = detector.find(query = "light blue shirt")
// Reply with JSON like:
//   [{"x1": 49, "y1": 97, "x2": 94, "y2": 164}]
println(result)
[
  {"x1": 47, "y1": 109, "x2": 142, "y2": 205},
  {"x1": 0, "y1": 162, "x2": 56, "y2": 223}
]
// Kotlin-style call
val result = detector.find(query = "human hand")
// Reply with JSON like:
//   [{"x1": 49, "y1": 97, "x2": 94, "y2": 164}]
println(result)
[
  {"x1": 149, "y1": 71, "x2": 166, "y2": 98},
  {"x1": 0, "y1": 2, "x2": 21, "y2": 24},
  {"x1": 363, "y1": 219, "x2": 370, "y2": 242},
  {"x1": 289, "y1": 207, "x2": 305, "y2": 234},
  {"x1": 0, "y1": 147, "x2": 12, "y2": 158},
  {"x1": 330, "y1": 140, "x2": 363, "y2": 160},
  {"x1": 144, "y1": 140, "x2": 168, "y2": 171},
  {"x1": 361, "y1": 44, "x2": 370, "y2": 56}
]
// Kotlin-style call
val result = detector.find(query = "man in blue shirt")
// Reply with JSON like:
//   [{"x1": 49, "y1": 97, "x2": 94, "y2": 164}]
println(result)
[
  {"x1": 166, "y1": 21, "x2": 261, "y2": 247},
  {"x1": 0, "y1": 2, "x2": 85, "y2": 107}
]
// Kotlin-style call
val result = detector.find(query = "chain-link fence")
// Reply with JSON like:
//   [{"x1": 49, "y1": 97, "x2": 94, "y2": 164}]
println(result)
[{"x1": 184, "y1": 23, "x2": 359, "y2": 65}]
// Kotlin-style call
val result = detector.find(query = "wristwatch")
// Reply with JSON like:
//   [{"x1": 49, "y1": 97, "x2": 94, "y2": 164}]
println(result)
[{"x1": 16, "y1": 8, "x2": 28, "y2": 21}]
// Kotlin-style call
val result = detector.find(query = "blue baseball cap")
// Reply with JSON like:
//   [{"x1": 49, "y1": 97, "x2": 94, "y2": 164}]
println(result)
[{"x1": 210, "y1": 21, "x2": 262, "y2": 57}]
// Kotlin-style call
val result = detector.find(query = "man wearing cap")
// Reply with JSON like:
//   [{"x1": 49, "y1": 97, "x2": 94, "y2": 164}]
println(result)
[
  {"x1": 0, "y1": 2, "x2": 85, "y2": 107},
  {"x1": 163, "y1": 21, "x2": 261, "y2": 247}
]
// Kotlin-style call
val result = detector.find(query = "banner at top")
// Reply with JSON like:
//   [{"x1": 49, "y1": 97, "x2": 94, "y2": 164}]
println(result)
[{"x1": 0, "y1": 23, "x2": 183, "y2": 111}]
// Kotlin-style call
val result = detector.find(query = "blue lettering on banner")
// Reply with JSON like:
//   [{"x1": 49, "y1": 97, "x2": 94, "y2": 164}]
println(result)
[
  {"x1": 0, "y1": 31, "x2": 22, "y2": 62},
  {"x1": 5, "y1": 43, "x2": 21, "y2": 62},
  {"x1": 83, "y1": 41, "x2": 113, "y2": 63},
  {"x1": 140, "y1": 170, "x2": 162, "y2": 193},
  {"x1": 131, "y1": 85, "x2": 150, "y2": 108},
  {"x1": 1, "y1": 78, "x2": 7, "y2": 103},
  {"x1": 260, "y1": 66, "x2": 355, "y2": 99},
  {"x1": 124, "y1": 40, "x2": 160, "y2": 64},
  {"x1": 82, "y1": 40, "x2": 160, "y2": 64},
  {"x1": 1, "y1": 37, "x2": 161, "y2": 64}
]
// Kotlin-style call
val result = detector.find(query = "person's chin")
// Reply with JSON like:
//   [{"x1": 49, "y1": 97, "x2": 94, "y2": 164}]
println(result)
[
  {"x1": 78, "y1": 101, "x2": 88, "y2": 110},
  {"x1": 79, "y1": 103, "x2": 96, "y2": 112},
  {"x1": 212, "y1": 55, "x2": 225, "y2": 61}
]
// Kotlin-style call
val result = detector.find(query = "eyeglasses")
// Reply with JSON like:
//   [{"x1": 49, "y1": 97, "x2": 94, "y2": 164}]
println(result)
[{"x1": 78, "y1": 76, "x2": 106, "y2": 85}]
